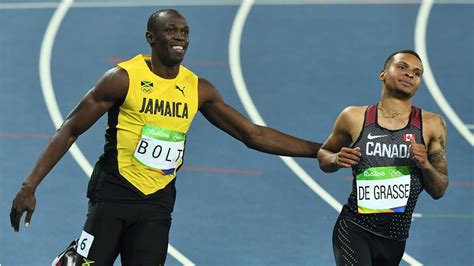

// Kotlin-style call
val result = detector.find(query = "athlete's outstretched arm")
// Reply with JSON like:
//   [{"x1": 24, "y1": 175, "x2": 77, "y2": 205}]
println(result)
[
  {"x1": 410, "y1": 113, "x2": 449, "y2": 199},
  {"x1": 198, "y1": 78, "x2": 320, "y2": 157},
  {"x1": 317, "y1": 107, "x2": 362, "y2": 172},
  {"x1": 10, "y1": 68, "x2": 129, "y2": 232}
]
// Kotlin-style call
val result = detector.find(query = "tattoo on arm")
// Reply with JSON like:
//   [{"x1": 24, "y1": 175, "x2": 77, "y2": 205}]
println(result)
[
  {"x1": 428, "y1": 149, "x2": 448, "y2": 175},
  {"x1": 427, "y1": 116, "x2": 447, "y2": 174},
  {"x1": 438, "y1": 116, "x2": 447, "y2": 151},
  {"x1": 438, "y1": 135, "x2": 446, "y2": 151}
]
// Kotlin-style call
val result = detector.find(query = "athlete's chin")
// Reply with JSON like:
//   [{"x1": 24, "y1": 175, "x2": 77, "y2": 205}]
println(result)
[
  {"x1": 163, "y1": 57, "x2": 185, "y2": 67},
  {"x1": 174, "y1": 56, "x2": 185, "y2": 64},
  {"x1": 393, "y1": 88, "x2": 416, "y2": 100},
  {"x1": 170, "y1": 50, "x2": 186, "y2": 63}
]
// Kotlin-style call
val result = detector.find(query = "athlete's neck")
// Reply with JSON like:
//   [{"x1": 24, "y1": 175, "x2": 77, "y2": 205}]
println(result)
[
  {"x1": 378, "y1": 97, "x2": 412, "y2": 119},
  {"x1": 148, "y1": 53, "x2": 180, "y2": 79}
]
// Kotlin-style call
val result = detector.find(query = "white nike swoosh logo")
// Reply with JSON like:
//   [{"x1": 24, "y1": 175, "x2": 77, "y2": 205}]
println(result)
[{"x1": 367, "y1": 133, "x2": 389, "y2": 140}]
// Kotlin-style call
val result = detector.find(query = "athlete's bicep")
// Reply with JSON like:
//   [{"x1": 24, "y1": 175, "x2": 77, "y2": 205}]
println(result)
[
  {"x1": 427, "y1": 115, "x2": 448, "y2": 176},
  {"x1": 198, "y1": 78, "x2": 257, "y2": 141},
  {"x1": 61, "y1": 68, "x2": 128, "y2": 137},
  {"x1": 321, "y1": 108, "x2": 358, "y2": 153}
]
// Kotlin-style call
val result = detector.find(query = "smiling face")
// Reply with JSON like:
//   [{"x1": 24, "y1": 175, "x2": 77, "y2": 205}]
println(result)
[
  {"x1": 380, "y1": 52, "x2": 424, "y2": 99},
  {"x1": 146, "y1": 10, "x2": 189, "y2": 67}
]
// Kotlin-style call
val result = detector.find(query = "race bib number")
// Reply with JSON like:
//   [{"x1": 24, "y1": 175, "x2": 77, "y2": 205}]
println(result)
[
  {"x1": 76, "y1": 230, "x2": 94, "y2": 258},
  {"x1": 356, "y1": 166, "x2": 411, "y2": 214},
  {"x1": 133, "y1": 125, "x2": 185, "y2": 175}
]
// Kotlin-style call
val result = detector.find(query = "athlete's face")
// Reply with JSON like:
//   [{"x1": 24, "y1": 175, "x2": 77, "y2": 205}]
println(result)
[
  {"x1": 147, "y1": 12, "x2": 189, "y2": 66},
  {"x1": 380, "y1": 53, "x2": 423, "y2": 99}
]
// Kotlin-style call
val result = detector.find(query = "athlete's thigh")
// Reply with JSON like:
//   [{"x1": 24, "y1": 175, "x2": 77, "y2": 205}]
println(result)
[
  {"x1": 333, "y1": 219, "x2": 373, "y2": 266},
  {"x1": 79, "y1": 202, "x2": 124, "y2": 265},
  {"x1": 120, "y1": 210, "x2": 172, "y2": 265},
  {"x1": 372, "y1": 236, "x2": 406, "y2": 266}
]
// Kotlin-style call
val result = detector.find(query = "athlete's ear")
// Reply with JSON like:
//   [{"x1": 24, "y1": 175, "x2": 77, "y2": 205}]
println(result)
[
  {"x1": 379, "y1": 69, "x2": 386, "y2": 81},
  {"x1": 145, "y1": 31, "x2": 155, "y2": 46}
]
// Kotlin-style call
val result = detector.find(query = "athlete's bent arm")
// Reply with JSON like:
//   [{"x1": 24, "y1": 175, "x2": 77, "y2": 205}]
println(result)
[
  {"x1": 318, "y1": 107, "x2": 362, "y2": 172},
  {"x1": 410, "y1": 113, "x2": 449, "y2": 199},
  {"x1": 198, "y1": 78, "x2": 320, "y2": 157},
  {"x1": 10, "y1": 68, "x2": 129, "y2": 232}
]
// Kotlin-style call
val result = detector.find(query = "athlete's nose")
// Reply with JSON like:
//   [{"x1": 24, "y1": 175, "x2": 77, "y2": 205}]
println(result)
[{"x1": 173, "y1": 31, "x2": 187, "y2": 41}]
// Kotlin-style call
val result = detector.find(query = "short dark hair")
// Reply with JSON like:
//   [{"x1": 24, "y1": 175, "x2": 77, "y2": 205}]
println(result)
[
  {"x1": 383, "y1": 50, "x2": 422, "y2": 69},
  {"x1": 147, "y1": 9, "x2": 181, "y2": 32}
]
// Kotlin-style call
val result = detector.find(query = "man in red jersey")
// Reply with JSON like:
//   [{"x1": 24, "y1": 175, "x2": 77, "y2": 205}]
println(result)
[{"x1": 318, "y1": 50, "x2": 449, "y2": 265}]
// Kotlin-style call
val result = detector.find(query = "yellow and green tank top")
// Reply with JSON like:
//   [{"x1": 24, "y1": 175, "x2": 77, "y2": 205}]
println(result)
[{"x1": 88, "y1": 54, "x2": 198, "y2": 201}]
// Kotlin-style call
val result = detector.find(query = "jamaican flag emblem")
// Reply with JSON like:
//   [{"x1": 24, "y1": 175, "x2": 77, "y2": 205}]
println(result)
[{"x1": 141, "y1": 80, "x2": 154, "y2": 93}]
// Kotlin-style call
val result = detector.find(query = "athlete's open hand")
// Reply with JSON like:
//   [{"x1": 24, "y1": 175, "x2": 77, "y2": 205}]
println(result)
[
  {"x1": 10, "y1": 188, "x2": 36, "y2": 232},
  {"x1": 335, "y1": 147, "x2": 361, "y2": 168},
  {"x1": 409, "y1": 136, "x2": 429, "y2": 169}
]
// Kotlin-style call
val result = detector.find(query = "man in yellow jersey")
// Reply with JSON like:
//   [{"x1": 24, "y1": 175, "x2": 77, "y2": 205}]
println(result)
[
  {"x1": 10, "y1": 9, "x2": 321, "y2": 265},
  {"x1": 317, "y1": 50, "x2": 449, "y2": 266}
]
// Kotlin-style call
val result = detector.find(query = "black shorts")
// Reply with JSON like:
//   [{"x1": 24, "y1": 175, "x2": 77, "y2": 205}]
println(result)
[
  {"x1": 76, "y1": 201, "x2": 172, "y2": 265},
  {"x1": 332, "y1": 219, "x2": 406, "y2": 266}
]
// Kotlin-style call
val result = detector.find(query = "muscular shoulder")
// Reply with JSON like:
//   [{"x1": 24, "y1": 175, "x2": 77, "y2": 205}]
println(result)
[
  {"x1": 93, "y1": 67, "x2": 129, "y2": 102},
  {"x1": 198, "y1": 77, "x2": 212, "y2": 90},
  {"x1": 422, "y1": 110, "x2": 447, "y2": 139},
  {"x1": 341, "y1": 106, "x2": 367, "y2": 117},
  {"x1": 333, "y1": 106, "x2": 367, "y2": 141},
  {"x1": 102, "y1": 67, "x2": 129, "y2": 88},
  {"x1": 198, "y1": 77, "x2": 222, "y2": 109},
  {"x1": 338, "y1": 106, "x2": 367, "y2": 126},
  {"x1": 422, "y1": 110, "x2": 444, "y2": 124}
]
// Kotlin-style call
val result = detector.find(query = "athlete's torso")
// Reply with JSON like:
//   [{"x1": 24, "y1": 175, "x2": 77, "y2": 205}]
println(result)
[
  {"x1": 87, "y1": 54, "x2": 199, "y2": 208},
  {"x1": 339, "y1": 104, "x2": 425, "y2": 240}
]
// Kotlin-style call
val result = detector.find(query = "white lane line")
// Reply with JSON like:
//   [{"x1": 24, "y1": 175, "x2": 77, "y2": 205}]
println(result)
[
  {"x1": 39, "y1": 0, "x2": 94, "y2": 178},
  {"x1": 167, "y1": 246, "x2": 195, "y2": 266},
  {"x1": 229, "y1": 1, "x2": 422, "y2": 265},
  {"x1": 2, "y1": 0, "x2": 473, "y2": 10},
  {"x1": 38, "y1": 0, "x2": 194, "y2": 264},
  {"x1": 415, "y1": 0, "x2": 474, "y2": 147},
  {"x1": 228, "y1": 0, "x2": 343, "y2": 210}
]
